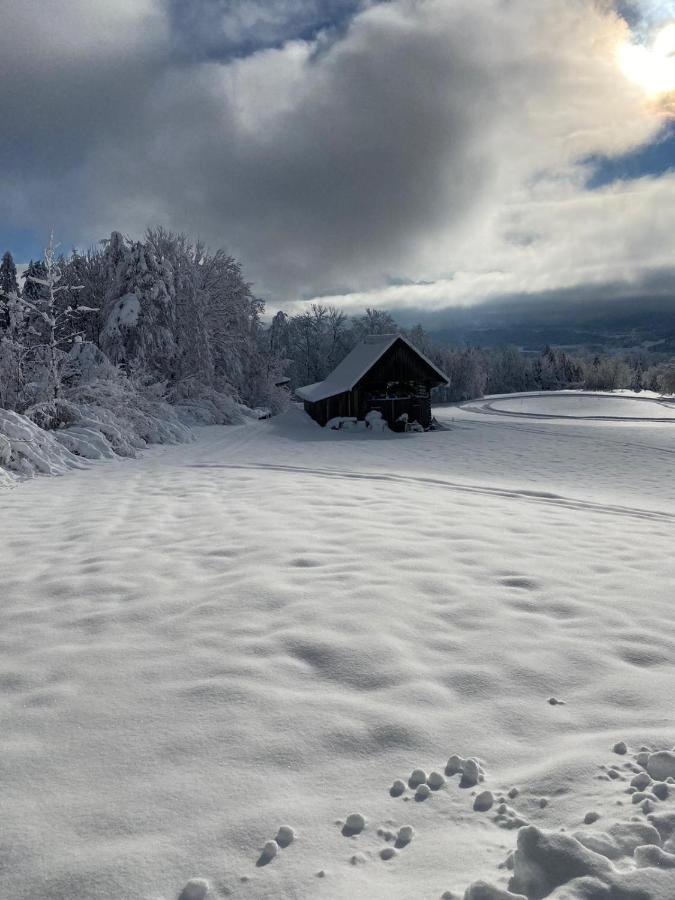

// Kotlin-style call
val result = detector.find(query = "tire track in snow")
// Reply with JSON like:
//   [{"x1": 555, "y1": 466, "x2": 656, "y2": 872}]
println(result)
[
  {"x1": 186, "y1": 462, "x2": 675, "y2": 523},
  {"x1": 436, "y1": 412, "x2": 675, "y2": 458}
]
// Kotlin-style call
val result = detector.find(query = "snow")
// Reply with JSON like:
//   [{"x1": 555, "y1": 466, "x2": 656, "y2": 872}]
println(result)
[
  {"x1": 0, "y1": 407, "x2": 87, "y2": 477},
  {"x1": 0, "y1": 386, "x2": 193, "y2": 481},
  {"x1": 101, "y1": 292, "x2": 141, "y2": 338},
  {"x1": 1, "y1": 393, "x2": 675, "y2": 899},
  {"x1": 295, "y1": 333, "x2": 448, "y2": 402},
  {"x1": 463, "y1": 391, "x2": 675, "y2": 421}
]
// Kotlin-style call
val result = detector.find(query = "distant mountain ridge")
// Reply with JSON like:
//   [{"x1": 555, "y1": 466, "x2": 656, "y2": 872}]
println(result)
[{"x1": 404, "y1": 294, "x2": 675, "y2": 355}]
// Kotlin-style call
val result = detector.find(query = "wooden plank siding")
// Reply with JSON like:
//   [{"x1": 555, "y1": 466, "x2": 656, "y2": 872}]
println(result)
[{"x1": 357, "y1": 338, "x2": 442, "y2": 388}]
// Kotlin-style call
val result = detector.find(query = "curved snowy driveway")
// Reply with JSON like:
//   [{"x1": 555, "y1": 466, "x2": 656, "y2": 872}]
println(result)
[{"x1": 459, "y1": 391, "x2": 675, "y2": 422}]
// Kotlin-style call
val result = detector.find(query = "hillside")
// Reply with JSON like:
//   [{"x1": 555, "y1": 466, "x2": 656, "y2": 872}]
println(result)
[
  {"x1": 1, "y1": 395, "x2": 674, "y2": 899},
  {"x1": 418, "y1": 295, "x2": 675, "y2": 354}
]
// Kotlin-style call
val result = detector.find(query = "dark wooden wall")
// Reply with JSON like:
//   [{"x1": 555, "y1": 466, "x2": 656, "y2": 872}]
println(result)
[
  {"x1": 304, "y1": 339, "x2": 444, "y2": 429},
  {"x1": 358, "y1": 339, "x2": 441, "y2": 389},
  {"x1": 304, "y1": 391, "x2": 352, "y2": 427}
]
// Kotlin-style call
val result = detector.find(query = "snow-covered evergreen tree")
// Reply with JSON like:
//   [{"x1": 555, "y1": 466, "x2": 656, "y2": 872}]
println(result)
[
  {"x1": 10, "y1": 234, "x2": 96, "y2": 400},
  {"x1": 21, "y1": 260, "x2": 47, "y2": 303},
  {"x1": 100, "y1": 231, "x2": 177, "y2": 377},
  {"x1": 97, "y1": 229, "x2": 277, "y2": 408},
  {"x1": 0, "y1": 226, "x2": 292, "y2": 420},
  {"x1": 0, "y1": 251, "x2": 19, "y2": 331},
  {"x1": 0, "y1": 250, "x2": 19, "y2": 297}
]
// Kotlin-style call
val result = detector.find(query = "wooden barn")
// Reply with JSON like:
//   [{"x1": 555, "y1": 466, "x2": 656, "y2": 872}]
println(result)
[{"x1": 296, "y1": 333, "x2": 449, "y2": 430}]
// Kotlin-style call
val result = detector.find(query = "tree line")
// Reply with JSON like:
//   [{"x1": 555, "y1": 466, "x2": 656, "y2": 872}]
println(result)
[
  {"x1": 268, "y1": 303, "x2": 675, "y2": 400},
  {"x1": 3, "y1": 234, "x2": 675, "y2": 427},
  {"x1": 0, "y1": 231, "x2": 285, "y2": 416}
]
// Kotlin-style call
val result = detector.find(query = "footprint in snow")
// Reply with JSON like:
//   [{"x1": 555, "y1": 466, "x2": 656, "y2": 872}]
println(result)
[
  {"x1": 390, "y1": 779, "x2": 406, "y2": 797},
  {"x1": 395, "y1": 825, "x2": 415, "y2": 848},
  {"x1": 256, "y1": 840, "x2": 279, "y2": 866},
  {"x1": 415, "y1": 784, "x2": 431, "y2": 801},
  {"x1": 341, "y1": 813, "x2": 366, "y2": 836},
  {"x1": 178, "y1": 879, "x2": 209, "y2": 900},
  {"x1": 255, "y1": 825, "x2": 295, "y2": 865},
  {"x1": 275, "y1": 825, "x2": 295, "y2": 848}
]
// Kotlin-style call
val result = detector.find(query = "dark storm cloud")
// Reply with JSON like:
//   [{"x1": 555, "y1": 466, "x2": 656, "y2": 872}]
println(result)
[
  {"x1": 0, "y1": 2, "x2": 169, "y2": 237},
  {"x1": 394, "y1": 268, "x2": 675, "y2": 337},
  {"x1": 0, "y1": 0, "x2": 671, "y2": 309},
  {"x1": 1, "y1": 0, "x2": 503, "y2": 298}
]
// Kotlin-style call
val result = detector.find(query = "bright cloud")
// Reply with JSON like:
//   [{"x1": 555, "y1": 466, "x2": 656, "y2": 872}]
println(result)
[{"x1": 0, "y1": 0, "x2": 672, "y2": 313}]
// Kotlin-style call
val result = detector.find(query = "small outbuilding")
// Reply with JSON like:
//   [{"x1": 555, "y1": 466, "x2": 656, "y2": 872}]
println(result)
[{"x1": 296, "y1": 333, "x2": 449, "y2": 430}]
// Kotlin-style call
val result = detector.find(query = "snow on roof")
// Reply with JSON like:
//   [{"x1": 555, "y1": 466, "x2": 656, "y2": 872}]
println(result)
[{"x1": 295, "y1": 333, "x2": 449, "y2": 403}]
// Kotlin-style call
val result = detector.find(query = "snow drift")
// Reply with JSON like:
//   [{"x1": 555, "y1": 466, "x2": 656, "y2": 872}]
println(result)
[{"x1": 2, "y1": 400, "x2": 674, "y2": 899}]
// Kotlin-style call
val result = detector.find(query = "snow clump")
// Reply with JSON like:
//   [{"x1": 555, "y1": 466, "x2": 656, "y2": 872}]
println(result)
[
  {"x1": 646, "y1": 750, "x2": 675, "y2": 782},
  {"x1": 344, "y1": 813, "x2": 366, "y2": 834}
]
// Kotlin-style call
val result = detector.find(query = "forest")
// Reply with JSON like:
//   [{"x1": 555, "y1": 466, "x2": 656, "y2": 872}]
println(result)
[
  {"x1": 267, "y1": 303, "x2": 675, "y2": 402},
  {"x1": 2, "y1": 228, "x2": 675, "y2": 476}
]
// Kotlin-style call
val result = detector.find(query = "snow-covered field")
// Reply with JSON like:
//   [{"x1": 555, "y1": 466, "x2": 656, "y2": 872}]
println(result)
[
  {"x1": 1, "y1": 393, "x2": 675, "y2": 899},
  {"x1": 463, "y1": 391, "x2": 675, "y2": 421}
]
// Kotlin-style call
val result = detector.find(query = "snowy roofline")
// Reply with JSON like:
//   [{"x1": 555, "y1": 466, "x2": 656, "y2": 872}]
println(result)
[{"x1": 296, "y1": 333, "x2": 449, "y2": 403}]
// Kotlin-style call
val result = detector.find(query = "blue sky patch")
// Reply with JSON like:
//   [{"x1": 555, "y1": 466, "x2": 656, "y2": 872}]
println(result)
[
  {"x1": 585, "y1": 123, "x2": 675, "y2": 188},
  {"x1": 166, "y1": 0, "x2": 366, "y2": 62}
]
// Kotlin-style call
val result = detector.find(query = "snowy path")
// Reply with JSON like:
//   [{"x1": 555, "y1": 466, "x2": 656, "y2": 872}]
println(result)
[
  {"x1": 461, "y1": 390, "x2": 675, "y2": 421},
  {"x1": 1, "y1": 400, "x2": 675, "y2": 899}
]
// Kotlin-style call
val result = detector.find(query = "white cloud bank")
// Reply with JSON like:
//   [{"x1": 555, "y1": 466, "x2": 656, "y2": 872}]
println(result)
[{"x1": 0, "y1": 0, "x2": 672, "y2": 312}]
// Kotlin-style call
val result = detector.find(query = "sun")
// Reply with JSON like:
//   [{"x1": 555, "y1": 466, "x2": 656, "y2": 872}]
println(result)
[{"x1": 618, "y1": 22, "x2": 675, "y2": 97}]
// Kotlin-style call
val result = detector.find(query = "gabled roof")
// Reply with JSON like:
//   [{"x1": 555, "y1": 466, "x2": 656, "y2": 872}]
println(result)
[{"x1": 296, "y1": 333, "x2": 449, "y2": 403}]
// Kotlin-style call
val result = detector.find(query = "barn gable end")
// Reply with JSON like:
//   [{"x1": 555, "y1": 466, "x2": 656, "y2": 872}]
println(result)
[{"x1": 296, "y1": 334, "x2": 449, "y2": 429}]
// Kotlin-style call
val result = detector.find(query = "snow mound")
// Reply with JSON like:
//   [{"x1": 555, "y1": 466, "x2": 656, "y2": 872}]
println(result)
[
  {"x1": 69, "y1": 380, "x2": 192, "y2": 448},
  {"x1": 365, "y1": 409, "x2": 390, "y2": 431},
  {"x1": 0, "y1": 432, "x2": 15, "y2": 486},
  {"x1": 63, "y1": 341, "x2": 114, "y2": 384},
  {"x1": 173, "y1": 390, "x2": 247, "y2": 427},
  {"x1": 0, "y1": 408, "x2": 86, "y2": 477},
  {"x1": 0, "y1": 378, "x2": 196, "y2": 483},
  {"x1": 505, "y1": 823, "x2": 675, "y2": 899},
  {"x1": 0, "y1": 431, "x2": 10, "y2": 466},
  {"x1": 466, "y1": 392, "x2": 675, "y2": 421},
  {"x1": 54, "y1": 426, "x2": 119, "y2": 460},
  {"x1": 1, "y1": 378, "x2": 263, "y2": 486},
  {"x1": 23, "y1": 383, "x2": 192, "y2": 465}
]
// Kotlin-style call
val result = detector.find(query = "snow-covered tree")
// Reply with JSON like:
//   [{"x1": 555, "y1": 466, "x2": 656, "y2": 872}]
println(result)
[
  {"x1": 353, "y1": 307, "x2": 399, "y2": 339},
  {"x1": 0, "y1": 250, "x2": 19, "y2": 297},
  {"x1": 96, "y1": 229, "x2": 277, "y2": 408},
  {"x1": 100, "y1": 231, "x2": 176, "y2": 377},
  {"x1": 630, "y1": 360, "x2": 644, "y2": 393},
  {"x1": 0, "y1": 251, "x2": 19, "y2": 331},
  {"x1": 6, "y1": 234, "x2": 96, "y2": 400},
  {"x1": 60, "y1": 247, "x2": 106, "y2": 345},
  {"x1": 21, "y1": 260, "x2": 47, "y2": 303},
  {"x1": 284, "y1": 304, "x2": 354, "y2": 387}
]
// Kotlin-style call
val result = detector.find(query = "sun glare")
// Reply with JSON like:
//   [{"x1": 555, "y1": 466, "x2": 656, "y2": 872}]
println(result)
[{"x1": 618, "y1": 22, "x2": 675, "y2": 97}]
